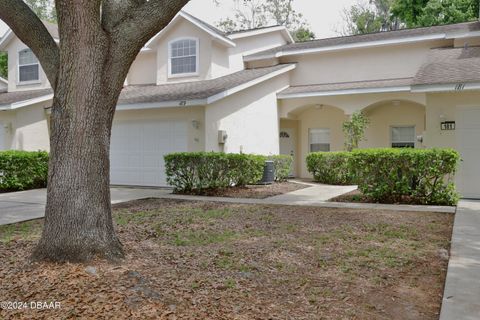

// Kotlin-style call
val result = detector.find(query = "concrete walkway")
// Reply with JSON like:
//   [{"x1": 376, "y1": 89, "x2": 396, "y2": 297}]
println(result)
[
  {"x1": 440, "y1": 200, "x2": 480, "y2": 320},
  {"x1": 0, "y1": 187, "x2": 171, "y2": 225}
]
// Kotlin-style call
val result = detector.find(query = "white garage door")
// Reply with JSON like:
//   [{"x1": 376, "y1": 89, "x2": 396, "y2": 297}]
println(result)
[
  {"x1": 456, "y1": 107, "x2": 480, "y2": 199},
  {"x1": 110, "y1": 120, "x2": 188, "y2": 187}
]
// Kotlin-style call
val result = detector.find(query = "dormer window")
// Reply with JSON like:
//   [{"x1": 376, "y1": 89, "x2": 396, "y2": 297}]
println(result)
[
  {"x1": 18, "y1": 49, "x2": 40, "y2": 83},
  {"x1": 168, "y1": 38, "x2": 198, "y2": 77}
]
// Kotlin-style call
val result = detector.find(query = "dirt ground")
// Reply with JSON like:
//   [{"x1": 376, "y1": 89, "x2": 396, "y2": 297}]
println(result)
[
  {"x1": 175, "y1": 181, "x2": 307, "y2": 199},
  {"x1": 0, "y1": 199, "x2": 453, "y2": 319}
]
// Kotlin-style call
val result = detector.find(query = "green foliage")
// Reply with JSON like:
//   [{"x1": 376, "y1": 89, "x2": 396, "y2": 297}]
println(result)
[
  {"x1": 267, "y1": 155, "x2": 293, "y2": 182},
  {"x1": 164, "y1": 152, "x2": 265, "y2": 193},
  {"x1": 343, "y1": 0, "x2": 478, "y2": 35},
  {"x1": 306, "y1": 152, "x2": 355, "y2": 185},
  {"x1": 306, "y1": 148, "x2": 460, "y2": 205},
  {"x1": 216, "y1": 0, "x2": 315, "y2": 41},
  {"x1": 392, "y1": 0, "x2": 478, "y2": 27},
  {"x1": 0, "y1": 52, "x2": 7, "y2": 79},
  {"x1": 24, "y1": 0, "x2": 57, "y2": 22},
  {"x1": 343, "y1": 112, "x2": 370, "y2": 152},
  {"x1": 0, "y1": 151, "x2": 49, "y2": 192},
  {"x1": 350, "y1": 148, "x2": 460, "y2": 205}
]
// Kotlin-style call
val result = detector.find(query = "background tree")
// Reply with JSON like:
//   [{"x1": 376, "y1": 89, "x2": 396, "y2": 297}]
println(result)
[
  {"x1": 392, "y1": 0, "x2": 479, "y2": 27},
  {"x1": 0, "y1": 52, "x2": 6, "y2": 78},
  {"x1": 343, "y1": 112, "x2": 370, "y2": 152},
  {"x1": 0, "y1": 0, "x2": 189, "y2": 263},
  {"x1": 0, "y1": 0, "x2": 57, "y2": 80},
  {"x1": 341, "y1": 0, "x2": 399, "y2": 35},
  {"x1": 217, "y1": 0, "x2": 315, "y2": 41}
]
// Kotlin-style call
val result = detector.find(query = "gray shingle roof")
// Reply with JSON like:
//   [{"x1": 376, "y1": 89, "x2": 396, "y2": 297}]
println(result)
[
  {"x1": 181, "y1": 11, "x2": 227, "y2": 37},
  {"x1": 245, "y1": 21, "x2": 480, "y2": 61},
  {"x1": 413, "y1": 46, "x2": 480, "y2": 85},
  {"x1": 0, "y1": 89, "x2": 52, "y2": 107},
  {"x1": 0, "y1": 65, "x2": 294, "y2": 107},
  {"x1": 278, "y1": 78, "x2": 413, "y2": 97},
  {"x1": 118, "y1": 64, "x2": 294, "y2": 105}
]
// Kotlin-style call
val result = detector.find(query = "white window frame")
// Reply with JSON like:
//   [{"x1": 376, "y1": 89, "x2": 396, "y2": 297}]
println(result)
[
  {"x1": 17, "y1": 48, "x2": 41, "y2": 85},
  {"x1": 168, "y1": 37, "x2": 199, "y2": 78},
  {"x1": 390, "y1": 125, "x2": 416, "y2": 148},
  {"x1": 309, "y1": 128, "x2": 331, "y2": 152}
]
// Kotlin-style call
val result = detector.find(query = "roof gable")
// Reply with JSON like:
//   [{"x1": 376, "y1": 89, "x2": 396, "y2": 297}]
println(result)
[{"x1": 145, "y1": 11, "x2": 236, "y2": 49}]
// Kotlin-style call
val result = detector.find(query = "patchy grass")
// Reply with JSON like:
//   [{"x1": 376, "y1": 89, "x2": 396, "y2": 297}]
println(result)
[{"x1": 0, "y1": 199, "x2": 453, "y2": 320}]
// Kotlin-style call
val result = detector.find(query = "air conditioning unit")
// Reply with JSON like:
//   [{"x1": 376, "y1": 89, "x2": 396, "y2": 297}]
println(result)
[{"x1": 218, "y1": 130, "x2": 228, "y2": 144}]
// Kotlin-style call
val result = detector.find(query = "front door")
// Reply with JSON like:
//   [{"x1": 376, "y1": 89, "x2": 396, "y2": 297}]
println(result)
[
  {"x1": 0, "y1": 121, "x2": 4, "y2": 150},
  {"x1": 279, "y1": 128, "x2": 296, "y2": 177}
]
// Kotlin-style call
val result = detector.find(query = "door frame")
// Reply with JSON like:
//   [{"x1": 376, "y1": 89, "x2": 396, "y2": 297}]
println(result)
[{"x1": 279, "y1": 127, "x2": 297, "y2": 177}]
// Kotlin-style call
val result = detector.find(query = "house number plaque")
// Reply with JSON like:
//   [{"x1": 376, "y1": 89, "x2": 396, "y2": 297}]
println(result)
[{"x1": 441, "y1": 121, "x2": 455, "y2": 131}]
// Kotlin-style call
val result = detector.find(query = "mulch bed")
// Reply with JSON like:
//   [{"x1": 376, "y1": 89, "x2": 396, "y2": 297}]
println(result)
[
  {"x1": 330, "y1": 189, "x2": 447, "y2": 205},
  {"x1": 175, "y1": 181, "x2": 308, "y2": 199},
  {"x1": 0, "y1": 199, "x2": 453, "y2": 319}
]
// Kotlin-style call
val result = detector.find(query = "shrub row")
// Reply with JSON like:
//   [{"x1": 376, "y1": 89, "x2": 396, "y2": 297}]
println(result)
[
  {"x1": 0, "y1": 151, "x2": 49, "y2": 192},
  {"x1": 307, "y1": 148, "x2": 460, "y2": 205},
  {"x1": 164, "y1": 152, "x2": 293, "y2": 193}
]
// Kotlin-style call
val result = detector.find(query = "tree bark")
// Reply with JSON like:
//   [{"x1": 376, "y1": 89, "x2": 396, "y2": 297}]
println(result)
[
  {"x1": 32, "y1": 1, "x2": 125, "y2": 262},
  {"x1": 0, "y1": 0, "x2": 190, "y2": 262}
]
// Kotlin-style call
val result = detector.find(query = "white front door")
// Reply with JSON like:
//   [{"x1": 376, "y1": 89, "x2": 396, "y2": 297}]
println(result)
[
  {"x1": 110, "y1": 120, "x2": 188, "y2": 187},
  {"x1": 456, "y1": 107, "x2": 480, "y2": 199},
  {"x1": 279, "y1": 128, "x2": 296, "y2": 176},
  {"x1": 0, "y1": 121, "x2": 4, "y2": 150}
]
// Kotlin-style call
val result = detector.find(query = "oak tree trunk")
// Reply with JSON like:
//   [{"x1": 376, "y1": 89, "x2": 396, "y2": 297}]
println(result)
[
  {"x1": 32, "y1": 4, "x2": 125, "y2": 262},
  {"x1": 0, "y1": 0, "x2": 190, "y2": 263}
]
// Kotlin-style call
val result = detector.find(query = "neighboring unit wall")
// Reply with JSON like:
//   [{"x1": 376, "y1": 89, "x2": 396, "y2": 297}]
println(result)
[
  {"x1": 6, "y1": 37, "x2": 51, "y2": 92},
  {"x1": 230, "y1": 31, "x2": 288, "y2": 72},
  {"x1": 282, "y1": 40, "x2": 451, "y2": 86},
  {"x1": 113, "y1": 106, "x2": 206, "y2": 152},
  {"x1": 127, "y1": 52, "x2": 157, "y2": 85},
  {"x1": 155, "y1": 18, "x2": 213, "y2": 84},
  {"x1": 361, "y1": 101, "x2": 425, "y2": 149},
  {"x1": 0, "y1": 101, "x2": 51, "y2": 151},
  {"x1": 205, "y1": 73, "x2": 290, "y2": 155}
]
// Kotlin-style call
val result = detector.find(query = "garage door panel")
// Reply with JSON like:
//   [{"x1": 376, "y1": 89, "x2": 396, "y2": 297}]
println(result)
[
  {"x1": 456, "y1": 107, "x2": 480, "y2": 199},
  {"x1": 110, "y1": 120, "x2": 188, "y2": 187}
]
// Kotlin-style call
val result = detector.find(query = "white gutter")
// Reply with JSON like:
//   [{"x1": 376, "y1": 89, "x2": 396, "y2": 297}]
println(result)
[
  {"x1": 277, "y1": 85, "x2": 411, "y2": 99},
  {"x1": 411, "y1": 82, "x2": 480, "y2": 93},
  {"x1": 0, "y1": 94, "x2": 53, "y2": 111},
  {"x1": 245, "y1": 33, "x2": 447, "y2": 61},
  {"x1": 207, "y1": 64, "x2": 296, "y2": 104}
]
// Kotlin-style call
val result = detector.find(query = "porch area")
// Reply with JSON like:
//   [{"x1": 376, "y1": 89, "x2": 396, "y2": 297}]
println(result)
[{"x1": 278, "y1": 92, "x2": 427, "y2": 178}]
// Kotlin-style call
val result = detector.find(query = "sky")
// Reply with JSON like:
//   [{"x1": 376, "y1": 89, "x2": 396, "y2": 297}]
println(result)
[{"x1": 0, "y1": 0, "x2": 357, "y2": 39}]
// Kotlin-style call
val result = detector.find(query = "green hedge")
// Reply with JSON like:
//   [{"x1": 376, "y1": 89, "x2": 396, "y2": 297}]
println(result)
[
  {"x1": 350, "y1": 148, "x2": 460, "y2": 205},
  {"x1": 164, "y1": 152, "x2": 265, "y2": 192},
  {"x1": 306, "y1": 152, "x2": 354, "y2": 185},
  {"x1": 0, "y1": 151, "x2": 49, "y2": 192},
  {"x1": 307, "y1": 148, "x2": 460, "y2": 205},
  {"x1": 267, "y1": 155, "x2": 293, "y2": 182}
]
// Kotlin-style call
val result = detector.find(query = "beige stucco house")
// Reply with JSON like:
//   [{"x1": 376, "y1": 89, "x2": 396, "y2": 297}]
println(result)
[{"x1": 0, "y1": 12, "x2": 479, "y2": 198}]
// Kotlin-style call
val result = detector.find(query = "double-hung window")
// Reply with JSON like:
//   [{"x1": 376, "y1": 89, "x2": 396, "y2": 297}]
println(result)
[
  {"x1": 18, "y1": 49, "x2": 40, "y2": 83},
  {"x1": 169, "y1": 38, "x2": 198, "y2": 77},
  {"x1": 309, "y1": 128, "x2": 331, "y2": 152},
  {"x1": 391, "y1": 126, "x2": 415, "y2": 148}
]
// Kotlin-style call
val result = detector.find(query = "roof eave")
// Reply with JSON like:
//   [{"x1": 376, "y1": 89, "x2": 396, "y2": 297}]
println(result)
[
  {"x1": 278, "y1": 85, "x2": 412, "y2": 99},
  {"x1": 411, "y1": 82, "x2": 480, "y2": 93},
  {"x1": 0, "y1": 93, "x2": 53, "y2": 111},
  {"x1": 145, "y1": 11, "x2": 236, "y2": 49},
  {"x1": 229, "y1": 26, "x2": 294, "y2": 44}
]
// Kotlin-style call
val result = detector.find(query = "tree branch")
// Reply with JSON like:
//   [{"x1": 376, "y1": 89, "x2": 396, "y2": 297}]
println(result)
[
  {"x1": 103, "y1": 0, "x2": 190, "y2": 93},
  {"x1": 0, "y1": 0, "x2": 59, "y2": 89}
]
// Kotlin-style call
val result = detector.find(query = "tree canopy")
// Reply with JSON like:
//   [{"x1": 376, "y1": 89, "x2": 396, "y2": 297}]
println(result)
[
  {"x1": 343, "y1": 0, "x2": 479, "y2": 35},
  {"x1": 216, "y1": 0, "x2": 316, "y2": 42}
]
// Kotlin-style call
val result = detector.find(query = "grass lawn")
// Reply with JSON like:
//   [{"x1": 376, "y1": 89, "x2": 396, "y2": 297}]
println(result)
[{"x1": 0, "y1": 199, "x2": 453, "y2": 319}]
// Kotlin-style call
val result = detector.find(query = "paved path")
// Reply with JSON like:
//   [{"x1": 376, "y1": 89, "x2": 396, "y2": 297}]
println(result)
[
  {"x1": 0, "y1": 183, "x2": 456, "y2": 226},
  {"x1": 0, "y1": 187, "x2": 171, "y2": 225},
  {"x1": 440, "y1": 200, "x2": 480, "y2": 320}
]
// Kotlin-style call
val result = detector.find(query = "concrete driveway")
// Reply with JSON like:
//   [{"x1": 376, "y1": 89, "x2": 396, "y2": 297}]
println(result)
[{"x1": 0, "y1": 187, "x2": 171, "y2": 225}]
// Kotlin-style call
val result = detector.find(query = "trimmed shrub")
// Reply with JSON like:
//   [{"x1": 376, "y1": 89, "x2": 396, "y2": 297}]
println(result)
[
  {"x1": 350, "y1": 148, "x2": 460, "y2": 205},
  {"x1": 267, "y1": 155, "x2": 293, "y2": 182},
  {"x1": 306, "y1": 151, "x2": 354, "y2": 185},
  {"x1": 164, "y1": 152, "x2": 265, "y2": 193},
  {"x1": 0, "y1": 151, "x2": 49, "y2": 192}
]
